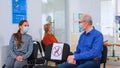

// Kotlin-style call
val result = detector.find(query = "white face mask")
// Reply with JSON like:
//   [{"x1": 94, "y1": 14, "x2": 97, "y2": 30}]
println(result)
[{"x1": 23, "y1": 26, "x2": 29, "y2": 33}]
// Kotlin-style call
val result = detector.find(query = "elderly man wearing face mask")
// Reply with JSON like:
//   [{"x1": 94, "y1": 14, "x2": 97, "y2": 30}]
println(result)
[{"x1": 58, "y1": 14, "x2": 103, "y2": 68}]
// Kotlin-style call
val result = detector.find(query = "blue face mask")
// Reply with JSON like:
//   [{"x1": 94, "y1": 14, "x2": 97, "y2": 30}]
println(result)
[
  {"x1": 79, "y1": 24, "x2": 83, "y2": 32},
  {"x1": 23, "y1": 26, "x2": 29, "y2": 33}
]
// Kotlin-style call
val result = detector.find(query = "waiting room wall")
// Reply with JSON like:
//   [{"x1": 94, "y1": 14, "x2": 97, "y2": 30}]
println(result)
[
  {"x1": 0, "y1": 0, "x2": 42, "y2": 67},
  {"x1": 68, "y1": 0, "x2": 101, "y2": 52}
]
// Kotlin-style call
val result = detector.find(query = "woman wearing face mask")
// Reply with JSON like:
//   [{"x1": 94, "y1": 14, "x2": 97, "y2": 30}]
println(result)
[{"x1": 5, "y1": 20, "x2": 33, "y2": 68}]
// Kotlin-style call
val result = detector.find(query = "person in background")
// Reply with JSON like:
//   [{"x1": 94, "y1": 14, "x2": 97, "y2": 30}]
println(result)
[
  {"x1": 104, "y1": 40, "x2": 111, "y2": 46},
  {"x1": 58, "y1": 14, "x2": 103, "y2": 68},
  {"x1": 5, "y1": 20, "x2": 33, "y2": 68},
  {"x1": 42, "y1": 23, "x2": 58, "y2": 48}
]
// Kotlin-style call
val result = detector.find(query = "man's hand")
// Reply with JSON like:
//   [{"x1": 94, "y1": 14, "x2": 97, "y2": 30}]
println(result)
[
  {"x1": 16, "y1": 56, "x2": 23, "y2": 61},
  {"x1": 67, "y1": 55, "x2": 76, "y2": 64}
]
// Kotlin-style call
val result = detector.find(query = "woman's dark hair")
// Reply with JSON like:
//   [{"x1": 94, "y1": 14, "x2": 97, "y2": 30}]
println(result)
[{"x1": 13, "y1": 20, "x2": 28, "y2": 49}]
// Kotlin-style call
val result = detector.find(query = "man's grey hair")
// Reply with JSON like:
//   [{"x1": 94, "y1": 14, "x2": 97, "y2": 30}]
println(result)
[{"x1": 82, "y1": 14, "x2": 92, "y2": 25}]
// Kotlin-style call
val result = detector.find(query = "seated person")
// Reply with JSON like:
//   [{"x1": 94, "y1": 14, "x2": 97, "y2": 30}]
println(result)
[
  {"x1": 42, "y1": 23, "x2": 58, "y2": 48},
  {"x1": 58, "y1": 14, "x2": 103, "y2": 68},
  {"x1": 5, "y1": 20, "x2": 33, "y2": 68}
]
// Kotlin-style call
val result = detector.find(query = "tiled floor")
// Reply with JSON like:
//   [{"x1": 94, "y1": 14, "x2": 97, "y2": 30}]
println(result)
[
  {"x1": 101, "y1": 63, "x2": 120, "y2": 68},
  {"x1": 46, "y1": 61, "x2": 120, "y2": 68},
  {"x1": 38, "y1": 55, "x2": 120, "y2": 68},
  {"x1": 102, "y1": 57, "x2": 120, "y2": 68}
]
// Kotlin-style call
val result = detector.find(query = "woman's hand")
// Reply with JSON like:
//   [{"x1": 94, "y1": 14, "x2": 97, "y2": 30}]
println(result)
[{"x1": 16, "y1": 56, "x2": 23, "y2": 61}]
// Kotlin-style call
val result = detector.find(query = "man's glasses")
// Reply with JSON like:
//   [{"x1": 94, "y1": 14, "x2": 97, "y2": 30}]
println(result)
[{"x1": 79, "y1": 21, "x2": 85, "y2": 24}]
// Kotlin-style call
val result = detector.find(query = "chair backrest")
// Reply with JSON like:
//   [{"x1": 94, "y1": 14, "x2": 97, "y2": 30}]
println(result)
[
  {"x1": 45, "y1": 43, "x2": 70, "y2": 62},
  {"x1": 100, "y1": 45, "x2": 108, "y2": 63},
  {"x1": 40, "y1": 40, "x2": 45, "y2": 52},
  {"x1": 36, "y1": 40, "x2": 46, "y2": 57},
  {"x1": 27, "y1": 41, "x2": 39, "y2": 62}
]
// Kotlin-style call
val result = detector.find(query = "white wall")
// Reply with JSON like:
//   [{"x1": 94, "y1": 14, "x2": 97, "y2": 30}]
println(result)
[
  {"x1": 101, "y1": 0, "x2": 115, "y2": 43},
  {"x1": 0, "y1": 0, "x2": 14, "y2": 66},
  {"x1": 0, "y1": 0, "x2": 13, "y2": 46},
  {"x1": 27, "y1": 0, "x2": 42, "y2": 41},
  {"x1": 67, "y1": 0, "x2": 101, "y2": 51},
  {"x1": 0, "y1": 46, "x2": 9, "y2": 67},
  {"x1": 0, "y1": 0, "x2": 101, "y2": 45},
  {"x1": 117, "y1": 0, "x2": 120, "y2": 15},
  {"x1": 0, "y1": 0, "x2": 42, "y2": 67},
  {"x1": 41, "y1": 0, "x2": 66, "y2": 43},
  {"x1": 0, "y1": 0, "x2": 42, "y2": 45},
  {"x1": 68, "y1": 0, "x2": 101, "y2": 32}
]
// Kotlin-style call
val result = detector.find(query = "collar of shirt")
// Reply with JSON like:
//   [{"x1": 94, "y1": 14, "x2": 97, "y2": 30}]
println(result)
[{"x1": 83, "y1": 27, "x2": 95, "y2": 35}]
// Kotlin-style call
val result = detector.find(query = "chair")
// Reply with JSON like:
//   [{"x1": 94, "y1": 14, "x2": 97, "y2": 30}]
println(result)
[
  {"x1": 26, "y1": 41, "x2": 46, "y2": 68},
  {"x1": 37, "y1": 40, "x2": 44, "y2": 57},
  {"x1": 35, "y1": 41, "x2": 46, "y2": 64},
  {"x1": 24, "y1": 41, "x2": 39, "y2": 68},
  {"x1": 40, "y1": 40, "x2": 46, "y2": 52},
  {"x1": 34, "y1": 43, "x2": 70, "y2": 68},
  {"x1": 100, "y1": 45, "x2": 108, "y2": 68},
  {"x1": 2, "y1": 64, "x2": 5, "y2": 68},
  {"x1": 3, "y1": 41, "x2": 40, "y2": 68},
  {"x1": 46, "y1": 43, "x2": 70, "y2": 63}
]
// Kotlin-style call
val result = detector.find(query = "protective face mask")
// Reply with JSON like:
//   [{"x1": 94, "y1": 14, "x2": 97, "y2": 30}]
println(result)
[
  {"x1": 23, "y1": 26, "x2": 29, "y2": 33},
  {"x1": 79, "y1": 24, "x2": 83, "y2": 32}
]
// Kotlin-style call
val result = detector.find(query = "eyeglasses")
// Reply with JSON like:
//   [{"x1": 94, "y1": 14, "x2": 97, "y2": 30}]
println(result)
[{"x1": 79, "y1": 21, "x2": 85, "y2": 24}]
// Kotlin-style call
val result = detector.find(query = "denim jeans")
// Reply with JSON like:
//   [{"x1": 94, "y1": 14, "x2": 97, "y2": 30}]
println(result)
[{"x1": 58, "y1": 60, "x2": 100, "y2": 68}]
